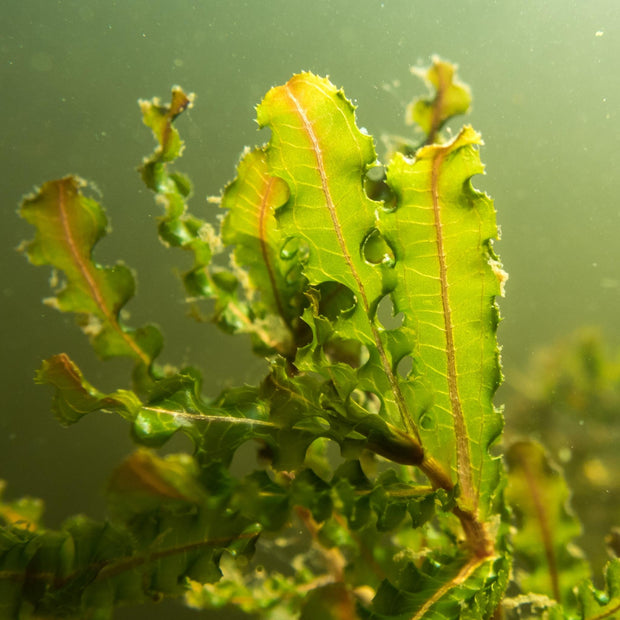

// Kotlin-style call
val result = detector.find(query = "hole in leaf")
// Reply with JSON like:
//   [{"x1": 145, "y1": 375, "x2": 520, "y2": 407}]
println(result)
[
  {"x1": 229, "y1": 439, "x2": 264, "y2": 477},
  {"x1": 325, "y1": 337, "x2": 364, "y2": 368},
  {"x1": 419, "y1": 413, "x2": 435, "y2": 431},
  {"x1": 364, "y1": 165, "x2": 396, "y2": 208},
  {"x1": 285, "y1": 262, "x2": 305, "y2": 286},
  {"x1": 360, "y1": 344, "x2": 370, "y2": 366},
  {"x1": 305, "y1": 437, "x2": 345, "y2": 474},
  {"x1": 351, "y1": 389, "x2": 365, "y2": 406},
  {"x1": 280, "y1": 236, "x2": 309, "y2": 262},
  {"x1": 159, "y1": 429, "x2": 195, "y2": 456},
  {"x1": 361, "y1": 228, "x2": 395, "y2": 267},
  {"x1": 376, "y1": 294, "x2": 404, "y2": 330},
  {"x1": 396, "y1": 355, "x2": 413, "y2": 378},
  {"x1": 351, "y1": 389, "x2": 381, "y2": 414},
  {"x1": 317, "y1": 281, "x2": 356, "y2": 321}
]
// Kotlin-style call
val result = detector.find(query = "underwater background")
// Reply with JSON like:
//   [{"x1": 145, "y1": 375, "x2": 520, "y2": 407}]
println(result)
[{"x1": 2, "y1": 1, "x2": 620, "y2": 617}]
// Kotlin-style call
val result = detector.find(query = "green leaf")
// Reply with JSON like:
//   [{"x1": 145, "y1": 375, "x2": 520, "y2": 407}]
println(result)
[
  {"x1": 19, "y1": 176, "x2": 162, "y2": 370},
  {"x1": 138, "y1": 88, "x2": 217, "y2": 303},
  {"x1": 363, "y1": 554, "x2": 508, "y2": 620},
  {"x1": 263, "y1": 356, "x2": 426, "y2": 469},
  {"x1": 220, "y1": 146, "x2": 308, "y2": 355},
  {"x1": 139, "y1": 88, "x2": 309, "y2": 358},
  {"x1": 407, "y1": 57, "x2": 472, "y2": 143},
  {"x1": 257, "y1": 73, "x2": 386, "y2": 303},
  {"x1": 35, "y1": 353, "x2": 143, "y2": 426},
  {"x1": 506, "y1": 440, "x2": 591, "y2": 612},
  {"x1": 106, "y1": 448, "x2": 207, "y2": 512},
  {"x1": 139, "y1": 86, "x2": 194, "y2": 168},
  {"x1": 0, "y1": 450, "x2": 261, "y2": 619},
  {"x1": 384, "y1": 126, "x2": 506, "y2": 520},
  {"x1": 257, "y1": 74, "x2": 505, "y2": 554},
  {"x1": 257, "y1": 72, "x2": 421, "y2": 444},
  {"x1": 576, "y1": 559, "x2": 620, "y2": 619},
  {"x1": 13, "y1": 71, "x2": 518, "y2": 619},
  {"x1": 250, "y1": 72, "x2": 510, "y2": 616},
  {"x1": 34, "y1": 353, "x2": 318, "y2": 471},
  {"x1": 331, "y1": 461, "x2": 436, "y2": 534}
]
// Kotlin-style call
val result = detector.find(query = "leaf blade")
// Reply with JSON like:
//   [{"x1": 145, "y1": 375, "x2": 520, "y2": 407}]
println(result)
[
  {"x1": 19, "y1": 176, "x2": 161, "y2": 369},
  {"x1": 506, "y1": 440, "x2": 590, "y2": 612},
  {"x1": 384, "y1": 126, "x2": 506, "y2": 518},
  {"x1": 221, "y1": 147, "x2": 307, "y2": 355},
  {"x1": 257, "y1": 72, "x2": 420, "y2": 442}
]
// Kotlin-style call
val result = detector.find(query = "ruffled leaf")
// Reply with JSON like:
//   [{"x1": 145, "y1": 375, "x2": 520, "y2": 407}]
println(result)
[
  {"x1": 384, "y1": 126, "x2": 506, "y2": 520},
  {"x1": 257, "y1": 72, "x2": 421, "y2": 447},
  {"x1": 506, "y1": 440, "x2": 590, "y2": 612},
  {"x1": 19, "y1": 177, "x2": 162, "y2": 370},
  {"x1": 576, "y1": 559, "x2": 620, "y2": 619},
  {"x1": 0, "y1": 451, "x2": 260, "y2": 620},
  {"x1": 221, "y1": 146, "x2": 308, "y2": 355},
  {"x1": 138, "y1": 87, "x2": 217, "y2": 302},
  {"x1": 408, "y1": 57, "x2": 472, "y2": 144},
  {"x1": 13, "y1": 70, "x2": 517, "y2": 619}
]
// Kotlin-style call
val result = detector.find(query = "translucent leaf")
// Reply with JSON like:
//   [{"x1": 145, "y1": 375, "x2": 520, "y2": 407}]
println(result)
[
  {"x1": 36, "y1": 353, "x2": 142, "y2": 427},
  {"x1": 13, "y1": 72, "x2": 516, "y2": 618},
  {"x1": 35, "y1": 353, "x2": 317, "y2": 470},
  {"x1": 257, "y1": 73, "x2": 505, "y2": 556},
  {"x1": 407, "y1": 57, "x2": 472, "y2": 143},
  {"x1": 384, "y1": 126, "x2": 506, "y2": 520},
  {"x1": 221, "y1": 146, "x2": 308, "y2": 355},
  {"x1": 139, "y1": 85, "x2": 194, "y2": 168},
  {"x1": 257, "y1": 72, "x2": 420, "y2": 445},
  {"x1": 19, "y1": 176, "x2": 162, "y2": 370},
  {"x1": 251, "y1": 71, "x2": 509, "y2": 614},
  {"x1": 506, "y1": 440, "x2": 591, "y2": 612},
  {"x1": 139, "y1": 88, "x2": 309, "y2": 356},
  {"x1": 138, "y1": 88, "x2": 216, "y2": 303}
]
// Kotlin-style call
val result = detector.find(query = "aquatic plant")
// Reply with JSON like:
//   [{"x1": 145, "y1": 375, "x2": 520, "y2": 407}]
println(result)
[{"x1": 3, "y1": 58, "x2": 619, "y2": 619}]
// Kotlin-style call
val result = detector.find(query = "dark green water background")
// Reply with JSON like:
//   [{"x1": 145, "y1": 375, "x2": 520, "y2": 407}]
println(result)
[{"x1": 2, "y1": 1, "x2": 620, "y2": 617}]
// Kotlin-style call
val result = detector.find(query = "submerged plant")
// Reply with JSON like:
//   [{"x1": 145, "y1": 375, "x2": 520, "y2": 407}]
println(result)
[{"x1": 2, "y1": 58, "x2": 618, "y2": 619}]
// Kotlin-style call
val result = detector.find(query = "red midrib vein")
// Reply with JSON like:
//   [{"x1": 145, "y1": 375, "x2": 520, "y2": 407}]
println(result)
[
  {"x1": 284, "y1": 83, "x2": 418, "y2": 439},
  {"x1": 520, "y1": 454, "x2": 561, "y2": 603},
  {"x1": 430, "y1": 151, "x2": 474, "y2": 507},
  {"x1": 58, "y1": 180, "x2": 151, "y2": 367}
]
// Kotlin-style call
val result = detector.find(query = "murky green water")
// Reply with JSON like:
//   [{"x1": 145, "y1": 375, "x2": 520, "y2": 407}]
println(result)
[{"x1": 2, "y1": 1, "x2": 620, "y2": 617}]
